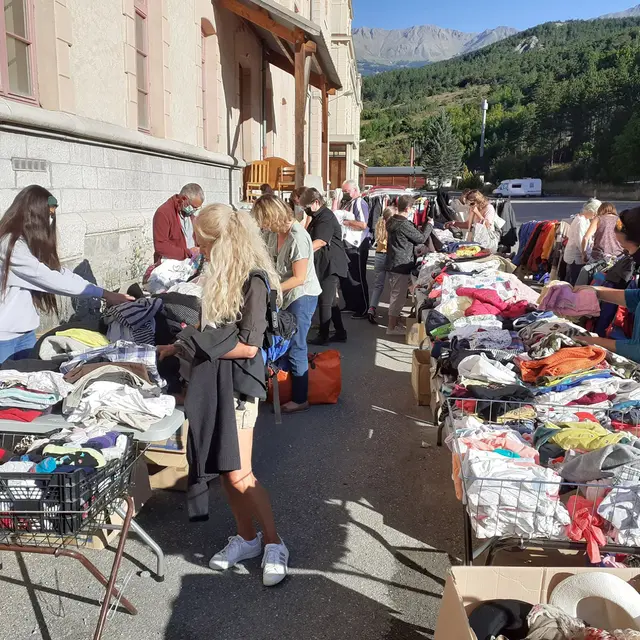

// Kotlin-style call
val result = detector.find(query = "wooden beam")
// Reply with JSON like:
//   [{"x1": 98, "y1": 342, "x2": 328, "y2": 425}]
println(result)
[
  {"x1": 218, "y1": 0, "x2": 298, "y2": 44},
  {"x1": 274, "y1": 36, "x2": 294, "y2": 66},
  {"x1": 322, "y1": 77, "x2": 329, "y2": 191},
  {"x1": 265, "y1": 48, "x2": 325, "y2": 91},
  {"x1": 294, "y1": 40, "x2": 306, "y2": 189}
]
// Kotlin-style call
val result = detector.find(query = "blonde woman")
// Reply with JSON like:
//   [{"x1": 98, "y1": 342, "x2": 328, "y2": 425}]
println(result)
[
  {"x1": 582, "y1": 202, "x2": 623, "y2": 262},
  {"x1": 253, "y1": 194, "x2": 321, "y2": 413},
  {"x1": 160, "y1": 204, "x2": 289, "y2": 586},
  {"x1": 367, "y1": 206, "x2": 395, "y2": 323}
]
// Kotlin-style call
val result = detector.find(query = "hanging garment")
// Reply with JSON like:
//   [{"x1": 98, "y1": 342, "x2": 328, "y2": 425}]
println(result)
[
  {"x1": 497, "y1": 200, "x2": 518, "y2": 249},
  {"x1": 566, "y1": 495, "x2": 606, "y2": 563}
]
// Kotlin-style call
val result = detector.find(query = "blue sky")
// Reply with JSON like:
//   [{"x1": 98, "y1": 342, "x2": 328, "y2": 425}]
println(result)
[{"x1": 351, "y1": 0, "x2": 636, "y2": 32}]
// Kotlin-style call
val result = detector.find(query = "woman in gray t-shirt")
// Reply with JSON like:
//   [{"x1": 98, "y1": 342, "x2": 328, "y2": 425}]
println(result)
[{"x1": 253, "y1": 195, "x2": 322, "y2": 413}]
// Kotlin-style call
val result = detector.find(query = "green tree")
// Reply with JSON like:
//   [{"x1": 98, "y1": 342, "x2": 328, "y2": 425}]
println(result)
[
  {"x1": 416, "y1": 110, "x2": 463, "y2": 185},
  {"x1": 610, "y1": 111, "x2": 640, "y2": 182}
]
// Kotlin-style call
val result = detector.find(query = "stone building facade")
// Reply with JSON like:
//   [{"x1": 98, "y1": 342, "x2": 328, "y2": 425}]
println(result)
[{"x1": 0, "y1": 0, "x2": 362, "y2": 302}]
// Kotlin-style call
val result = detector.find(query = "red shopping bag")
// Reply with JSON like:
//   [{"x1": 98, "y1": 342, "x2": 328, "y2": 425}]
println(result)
[{"x1": 267, "y1": 350, "x2": 342, "y2": 405}]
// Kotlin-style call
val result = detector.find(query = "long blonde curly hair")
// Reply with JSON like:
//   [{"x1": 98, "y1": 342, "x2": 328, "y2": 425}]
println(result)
[{"x1": 195, "y1": 204, "x2": 281, "y2": 326}]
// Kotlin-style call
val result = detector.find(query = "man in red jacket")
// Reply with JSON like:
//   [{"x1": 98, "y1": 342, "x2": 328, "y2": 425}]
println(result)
[{"x1": 153, "y1": 183, "x2": 204, "y2": 262}]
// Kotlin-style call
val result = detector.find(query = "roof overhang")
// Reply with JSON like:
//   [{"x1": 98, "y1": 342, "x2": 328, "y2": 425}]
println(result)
[{"x1": 219, "y1": 0, "x2": 342, "y2": 92}]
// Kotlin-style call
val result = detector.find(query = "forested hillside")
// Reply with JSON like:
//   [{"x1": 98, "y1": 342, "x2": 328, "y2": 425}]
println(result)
[{"x1": 361, "y1": 18, "x2": 640, "y2": 183}]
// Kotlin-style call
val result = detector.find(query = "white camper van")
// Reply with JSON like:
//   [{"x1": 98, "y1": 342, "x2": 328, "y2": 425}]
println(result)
[{"x1": 493, "y1": 178, "x2": 542, "y2": 198}]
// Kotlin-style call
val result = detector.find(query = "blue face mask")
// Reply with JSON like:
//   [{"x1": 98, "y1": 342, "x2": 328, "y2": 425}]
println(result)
[{"x1": 182, "y1": 204, "x2": 196, "y2": 217}]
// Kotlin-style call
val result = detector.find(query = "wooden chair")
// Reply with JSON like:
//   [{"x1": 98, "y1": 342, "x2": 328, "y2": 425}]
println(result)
[
  {"x1": 276, "y1": 166, "x2": 296, "y2": 196},
  {"x1": 245, "y1": 160, "x2": 270, "y2": 202}
]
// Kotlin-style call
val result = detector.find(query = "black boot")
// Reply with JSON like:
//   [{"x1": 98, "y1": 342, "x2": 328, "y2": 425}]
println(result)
[
  {"x1": 308, "y1": 320, "x2": 330, "y2": 346},
  {"x1": 330, "y1": 307, "x2": 348, "y2": 342}
]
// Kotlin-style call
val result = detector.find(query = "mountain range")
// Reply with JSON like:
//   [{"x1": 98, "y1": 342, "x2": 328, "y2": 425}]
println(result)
[{"x1": 354, "y1": 5, "x2": 640, "y2": 75}]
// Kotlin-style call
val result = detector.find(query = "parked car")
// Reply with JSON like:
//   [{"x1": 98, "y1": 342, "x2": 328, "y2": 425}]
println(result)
[{"x1": 493, "y1": 178, "x2": 542, "y2": 198}]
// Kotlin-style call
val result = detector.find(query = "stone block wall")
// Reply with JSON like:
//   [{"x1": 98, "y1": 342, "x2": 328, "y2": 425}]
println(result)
[{"x1": 0, "y1": 129, "x2": 241, "y2": 329}]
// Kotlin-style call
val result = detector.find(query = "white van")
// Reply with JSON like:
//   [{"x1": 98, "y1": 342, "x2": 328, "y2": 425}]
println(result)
[{"x1": 493, "y1": 178, "x2": 542, "y2": 198}]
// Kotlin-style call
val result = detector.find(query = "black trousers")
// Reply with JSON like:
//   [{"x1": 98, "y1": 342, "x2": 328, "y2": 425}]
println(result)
[
  {"x1": 318, "y1": 274, "x2": 346, "y2": 338},
  {"x1": 341, "y1": 237, "x2": 371, "y2": 314}
]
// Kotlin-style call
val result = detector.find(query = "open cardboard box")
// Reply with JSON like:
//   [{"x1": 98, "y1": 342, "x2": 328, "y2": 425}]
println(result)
[{"x1": 435, "y1": 566, "x2": 640, "y2": 639}]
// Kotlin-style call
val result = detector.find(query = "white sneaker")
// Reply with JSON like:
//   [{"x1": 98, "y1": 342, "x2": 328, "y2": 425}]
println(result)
[
  {"x1": 262, "y1": 540, "x2": 289, "y2": 586},
  {"x1": 209, "y1": 533, "x2": 263, "y2": 571},
  {"x1": 386, "y1": 327, "x2": 406, "y2": 336}
]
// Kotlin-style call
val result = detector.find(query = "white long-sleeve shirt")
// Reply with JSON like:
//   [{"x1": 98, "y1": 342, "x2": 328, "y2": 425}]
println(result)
[{"x1": 0, "y1": 238, "x2": 103, "y2": 340}]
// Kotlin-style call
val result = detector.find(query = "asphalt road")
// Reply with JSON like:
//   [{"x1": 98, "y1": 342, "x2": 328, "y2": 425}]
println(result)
[
  {"x1": 0, "y1": 305, "x2": 460, "y2": 639},
  {"x1": 510, "y1": 197, "x2": 640, "y2": 223}
]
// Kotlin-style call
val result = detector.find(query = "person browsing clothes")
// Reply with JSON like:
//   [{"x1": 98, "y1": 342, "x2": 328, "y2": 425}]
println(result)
[
  {"x1": 153, "y1": 183, "x2": 204, "y2": 262},
  {"x1": 158, "y1": 204, "x2": 290, "y2": 586},
  {"x1": 341, "y1": 180, "x2": 371, "y2": 318},
  {"x1": 578, "y1": 207, "x2": 640, "y2": 363},
  {"x1": 253, "y1": 195, "x2": 321, "y2": 413},
  {"x1": 385, "y1": 195, "x2": 431, "y2": 336},
  {"x1": 0, "y1": 186, "x2": 133, "y2": 363},
  {"x1": 301, "y1": 188, "x2": 350, "y2": 346}
]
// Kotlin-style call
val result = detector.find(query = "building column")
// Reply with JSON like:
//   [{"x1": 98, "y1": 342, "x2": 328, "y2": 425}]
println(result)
[{"x1": 321, "y1": 78, "x2": 329, "y2": 191}]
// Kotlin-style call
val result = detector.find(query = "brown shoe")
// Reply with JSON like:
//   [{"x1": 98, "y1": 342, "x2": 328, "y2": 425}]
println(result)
[{"x1": 281, "y1": 401, "x2": 310, "y2": 414}]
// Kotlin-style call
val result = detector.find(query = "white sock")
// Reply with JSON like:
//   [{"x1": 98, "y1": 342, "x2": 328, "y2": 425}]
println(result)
[{"x1": 243, "y1": 535, "x2": 260, "y2": 546}]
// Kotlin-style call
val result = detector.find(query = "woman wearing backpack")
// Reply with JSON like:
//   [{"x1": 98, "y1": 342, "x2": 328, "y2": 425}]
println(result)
[
  {"x1": 158, "y1": 204, "x2": 289, "y2": 586},
  {"x1": 253, "y1": 194, "x2": 321, "y2": 414}
]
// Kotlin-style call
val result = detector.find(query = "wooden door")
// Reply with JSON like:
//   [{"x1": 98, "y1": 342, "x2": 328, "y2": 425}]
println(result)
[{"x1": 330, "y1": 157, "x2": 346, "y2": 190}]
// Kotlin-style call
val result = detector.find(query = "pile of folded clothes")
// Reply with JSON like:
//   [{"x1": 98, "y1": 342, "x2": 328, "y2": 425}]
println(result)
[
  {"x1": 0, "y1": 370, "x2": 73, "y2": 422},
  {"x1": 0, "y1": 341, "x2": 175, "y2": 430}
]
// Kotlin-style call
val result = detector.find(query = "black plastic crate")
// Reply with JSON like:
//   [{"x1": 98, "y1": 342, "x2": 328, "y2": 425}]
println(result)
[{"x1": 0, "y1": 431, "x2": 135, "y2": 536}]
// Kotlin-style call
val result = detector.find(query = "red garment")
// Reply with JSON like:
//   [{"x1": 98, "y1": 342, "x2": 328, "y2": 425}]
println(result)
[
  {"x1": 566, "y1": 495, "x2": 606, "y2": 564},
  {"x1": 607, "y1": 305, "x2": 634, "y2": 339},
  {"x1": 457, "y1": 287, "x2": 529, "y2": 319},
  {"x1": 611, "y1": 420, "x2": 640, "y2": 437},
  {"x1": 567, "y1": 393, "x2": 614, "y2": 406},
  {"x1": 0, "y1": 408, "x2": 43, "y2": 422},
  {"x1": 153, "y1": 195, "x2": 191, "y2": 262},
  {"x1": 527, "y1": 222, "x2": 555, "y2": 271}
]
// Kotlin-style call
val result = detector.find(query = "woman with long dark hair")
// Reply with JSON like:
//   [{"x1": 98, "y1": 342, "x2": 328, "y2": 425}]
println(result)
[{"x1": 0, "y1": 185, "x2": 132, "y2": 362}]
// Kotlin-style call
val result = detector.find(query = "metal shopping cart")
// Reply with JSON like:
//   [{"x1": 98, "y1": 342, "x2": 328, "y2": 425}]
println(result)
[
  {"x1": 445, "y1": 397, "x2": 640, "y2": 566},
  {"x1": 0, "y1": 410, "x2": 184, "y2": 640}
]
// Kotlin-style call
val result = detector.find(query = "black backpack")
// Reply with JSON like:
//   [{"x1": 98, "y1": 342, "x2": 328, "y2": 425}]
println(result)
[{"x1": 250, "y1": 271, "x2": 297, "y2": 423}]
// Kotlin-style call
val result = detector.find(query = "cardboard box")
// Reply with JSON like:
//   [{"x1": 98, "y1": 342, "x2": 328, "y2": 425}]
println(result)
[
  {"x1": 434, "y1": 566, "x2": 640, "y2": 640},
  {"x1": 146, "y1": 419, "x2": 188, "y2": 453},
  {"x1": 405, "y1": 318, "x2": 427, "y2": 347},
  {"x1": 411, "y1": 348, "x2": 432, "y2": 405},
  {"x1": 147, "y1": 463, "x2": 189, "y2": 492},
  {"x1": 144, "y1": 449, "x2": 187, "y2": 468}
]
